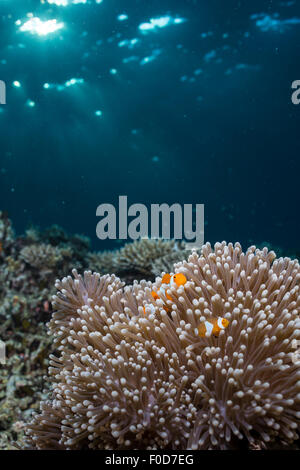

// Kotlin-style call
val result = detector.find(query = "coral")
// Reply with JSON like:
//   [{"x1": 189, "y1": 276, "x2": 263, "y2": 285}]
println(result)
[
  {"x1": 25, "y1": 242, "x2": 300, "y2": 450},
  {"x1": 0, "y1": 211, "x2": 15, "y2": 257},
  {"x1": 24, "y1": 228, "x2": 40, "y2": 244},
  {"x1": 22, "y1": 224, "x2": 91, "y2": 267},
  {"x1": 114, "y1": 238, "x2": 188, "y2": 282},
  {"x1": 87, "y1": 250, "x2": 117, "y2": 276},
  {"x1": 86, "y1": 239, "x2": 189, "y2": 284},
  {"x1": 0, "y1": 218, "x2": 92, "y2": 449},
  {"x1": 151, "y1": 249, "x2": 189, "y2": 277},
  {"x1": 20, "y1": 243, "x2": 63, "y2": 271},
  {"x1": 1, "y1": 213, "x2": 192, "y2": 449},
  {"x1": 41, "y1": 225, "x2": 69, "y2": 246}
]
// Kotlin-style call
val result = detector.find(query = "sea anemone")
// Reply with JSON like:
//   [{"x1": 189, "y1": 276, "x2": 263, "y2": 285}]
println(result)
[{"x1": 25, "y1": 242, "x2": 300, "y2": 449}]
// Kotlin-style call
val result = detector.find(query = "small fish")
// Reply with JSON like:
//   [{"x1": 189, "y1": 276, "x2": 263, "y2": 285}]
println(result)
[
  {"x1": 150, "y1": 290, "x2": 160, "y2": 301},
  {"x1": 197, "y1": 317, "x2": 229, "y2": 338},
  {"x1": 143, "y1": 272, "x2": 187, "y2": 314},
  {"x1": 170, "y1": 272, "x2": 187, "y2": 287},
  {"x1": 157, "y1": 272, "x2": 187, "y2": 301}
]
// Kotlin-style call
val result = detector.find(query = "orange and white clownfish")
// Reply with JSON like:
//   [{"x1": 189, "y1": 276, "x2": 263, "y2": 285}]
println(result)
[
  {"x1": 161, "y1": 272, "x2": 187, "y2": 289},
  {"x1": 197, "y1": 317, "x2": 229, "y2": 338},
  {"x1": 157, "y1": 272, "x2": 187, "y2": 301},
  {"x1": 143, "y1": 272, "x2": 187, "y2": 314},
  {"x1": 158, "y1": 272, "x2": 187, "y2": 300}
]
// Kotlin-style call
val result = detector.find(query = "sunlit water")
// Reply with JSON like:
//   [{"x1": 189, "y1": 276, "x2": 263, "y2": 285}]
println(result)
[{"x1": 0, "y1": 0, "x2": 300, "y2": 252}]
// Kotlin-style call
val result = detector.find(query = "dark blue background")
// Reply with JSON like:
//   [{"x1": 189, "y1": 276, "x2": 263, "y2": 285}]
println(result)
[{"x1": 0, "y1": 0, "x2": 299, "y2": 251}]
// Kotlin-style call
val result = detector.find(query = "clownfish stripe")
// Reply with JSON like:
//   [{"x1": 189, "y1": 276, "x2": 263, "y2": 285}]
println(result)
[
  {"x1": 159, "y1": 286, "x2": 166, "y2": 297},
  {"x1": 197, "y1": 317, "x2": 230, "y2": 337},
  {"x1": 205, "y1": 321, "x2": 214, "y2": 335}
]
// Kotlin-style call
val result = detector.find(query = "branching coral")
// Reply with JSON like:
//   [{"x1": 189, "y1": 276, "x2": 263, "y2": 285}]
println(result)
[
  {"x1": 151, "y1": 249, "x2": 189, "y2": 277},
  {"x1": 0, "y1": 220, "x2": 92, "y2": 449},
  {"x1": 87, "y1": 251, "x2": 117, "y2": 276},
  {"x1": 86, "y1": 239, "x2": 188, "y2": 283},
  {"x1": 0, "y1": 211, "x2": 15, "y2": 257},
  {"x1": 20, "y1": 243, "x2": 63, "y2": 271},
  {"x1": 114, "y1": 238, "x2": 188, "y2": 281},
  {"x1": 25, "y1": 242, "x2": 300, "y2": 450}
]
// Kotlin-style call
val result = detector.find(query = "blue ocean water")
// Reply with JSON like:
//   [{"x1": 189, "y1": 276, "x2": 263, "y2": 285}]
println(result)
[{"x1": 0, "y1": 0, "x2": 299, "y2": 252}]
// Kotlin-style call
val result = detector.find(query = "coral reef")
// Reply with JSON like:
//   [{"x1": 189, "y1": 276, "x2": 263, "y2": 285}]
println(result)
[
  {"x1": 20, "y1": 243, "x2": 63, "y2": 271},
  {"x1": 0, "y1": 214, "x2": 188, "y2": 449},
  {"x1": 0, "y1": 223, "x2": 91, "y2": 449},
  {"x1": 114, "y1": 238, "x2": 188, "y2": 282},
  {"x1": 86, "y1": 239, "x2": 189, "y2": 283},
  {"x1": 25, "y1": 242, "x2": 300, "y2": 450},
  {"x1": 0, "y1": 211, "x2": 15, "y2": 257},
  {"x1": 86, "y1": 250, "x2": 117, "y2": 276}
]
